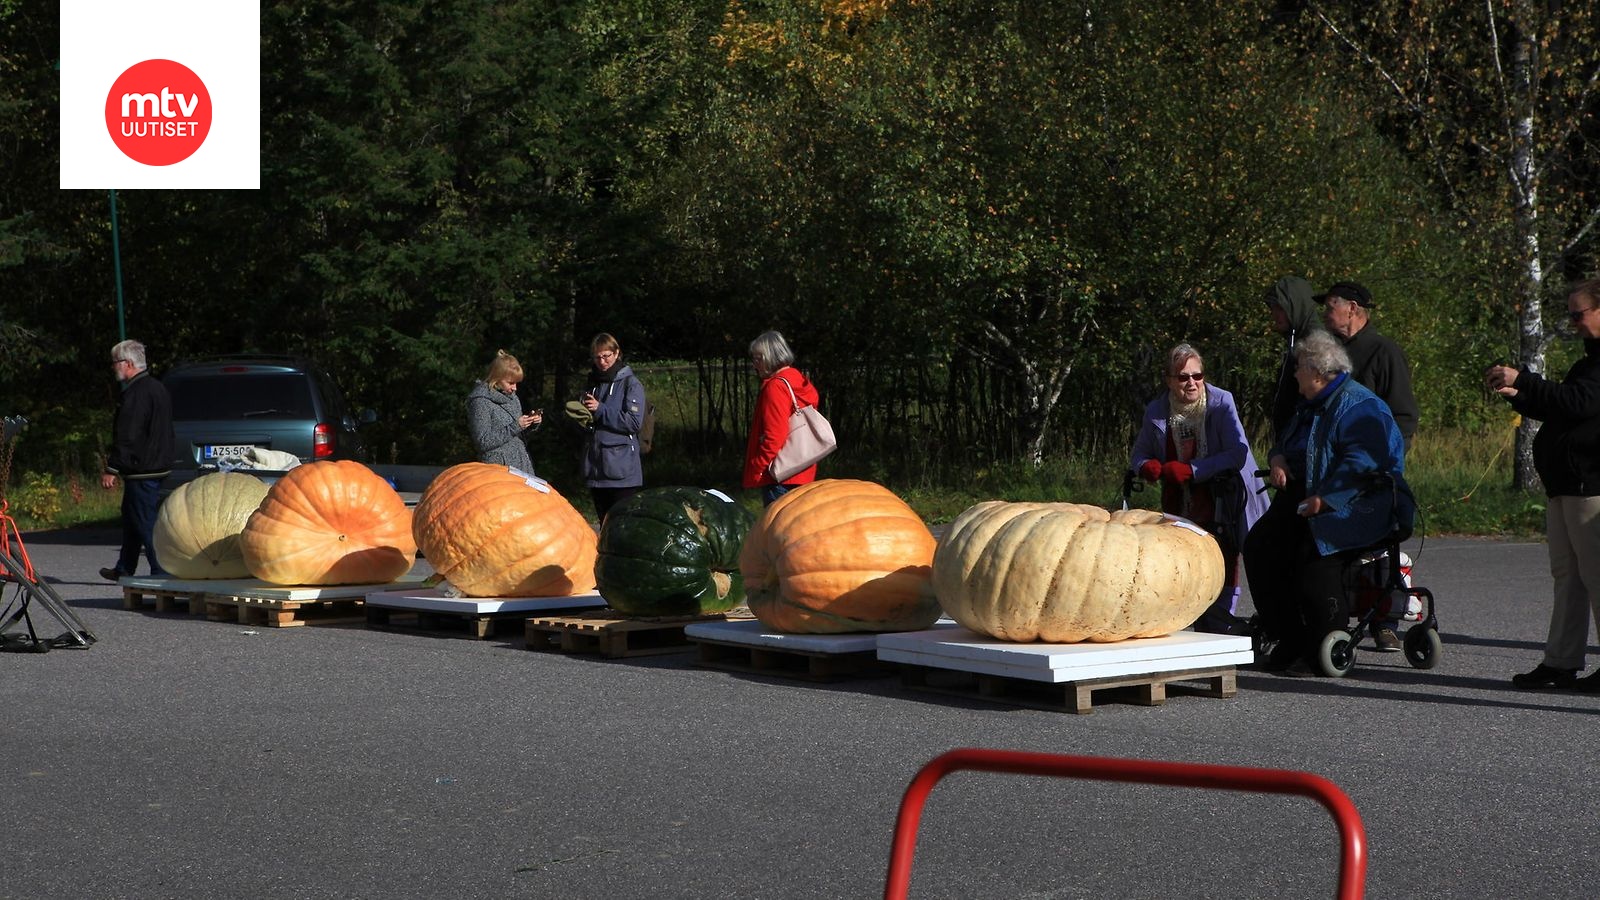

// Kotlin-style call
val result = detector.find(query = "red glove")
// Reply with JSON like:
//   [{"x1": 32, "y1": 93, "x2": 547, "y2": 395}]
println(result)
[
  {"x1": 1137, "y1": 460, "x2": 1162, "y2": 483},
  {"x1": 1161, "y1": 460, "x2": 1194, "y2": 485}
]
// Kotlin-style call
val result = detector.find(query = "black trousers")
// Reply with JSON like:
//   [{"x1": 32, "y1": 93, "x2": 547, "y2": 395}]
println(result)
[
  {"x1": 1242, "y1": 489, "x2": 1363, "y2": 657},
  {"x1": 117, "y1": 477, "x2": 166, "y2": 577}
]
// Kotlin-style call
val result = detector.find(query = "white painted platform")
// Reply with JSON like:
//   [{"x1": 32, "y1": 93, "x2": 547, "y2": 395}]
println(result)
[
  {"x1": 683, "y1": 619, "x2": 881, "y2": 653},
  {"x1": 876, "y1": 624, "x2": 1253, "y2": 684},
  {"x1": 363, "y1": 588, "x2": 608, "y2": 615},
  {"x1": 121, "y1": 574, "x2": 427, "y2": 600}
]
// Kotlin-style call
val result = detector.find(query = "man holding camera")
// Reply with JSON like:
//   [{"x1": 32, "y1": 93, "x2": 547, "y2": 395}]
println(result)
[{"x1": 1317, "y1": 280, "x2": 1419, "y2": 651}]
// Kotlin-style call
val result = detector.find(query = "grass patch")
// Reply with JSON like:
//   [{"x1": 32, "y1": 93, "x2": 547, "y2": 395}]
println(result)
[
  {"x1": 2, "y1": 423, "x2": 1545, "y2": 539},
  {"x1": 640, "y1": 423, "x2": 1549, "y2": 537},
  {"x1": 2, "y1": 473, "x2": 122, "y2": 531}
]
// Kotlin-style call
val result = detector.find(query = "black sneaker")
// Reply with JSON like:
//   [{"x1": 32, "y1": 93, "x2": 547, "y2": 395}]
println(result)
[
  {"x1": 1372, "y1": 626, "x2": 1402, "y2": 652},
  {"x1": 1571, "y1": 670, "x2": 1600, "y2": 694},
  {"x1": 98, "y1": 567, "x2": 123, "y2": 583},
  {"x1": 1512, "y1": 663, "x2": 1578, "y2": 688}
]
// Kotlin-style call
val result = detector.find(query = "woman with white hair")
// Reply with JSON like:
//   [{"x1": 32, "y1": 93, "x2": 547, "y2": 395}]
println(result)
[{"x1": 1243, "y1": 331, "x2": 1412, "y2": 675}]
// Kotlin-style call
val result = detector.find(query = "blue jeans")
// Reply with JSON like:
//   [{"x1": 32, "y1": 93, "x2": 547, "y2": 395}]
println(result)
[
  {"x1": 761, "y1": 484, "x2": 794, "y2": 507},
  {"x1": 117, "y1": 478, "x2": 166, "y2": 577}
]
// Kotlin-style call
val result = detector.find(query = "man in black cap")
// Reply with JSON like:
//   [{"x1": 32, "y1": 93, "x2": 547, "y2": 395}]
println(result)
[
  {"x1": 1318, "y1": 280, "x2": 1419, "y2": 652},
  {"x1": 1317, "y1": 281, "x2": 1418, "y2": 446}
]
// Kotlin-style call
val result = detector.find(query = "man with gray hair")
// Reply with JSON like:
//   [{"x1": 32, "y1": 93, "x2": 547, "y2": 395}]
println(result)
[{"x1": 100, "y1": 339, "x2": 175, "y2": 581}]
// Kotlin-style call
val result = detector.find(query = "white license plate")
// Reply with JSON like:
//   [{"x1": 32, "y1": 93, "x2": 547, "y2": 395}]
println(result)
[{"x1": 203, "y1": 444, "x2": 255, "y2": 460}]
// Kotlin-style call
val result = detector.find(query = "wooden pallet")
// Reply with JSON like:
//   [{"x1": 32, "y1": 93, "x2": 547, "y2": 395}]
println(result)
[
  {"x1": 897, "y1": 663, "x2": 1237, "y2": 715},
  {"x1": 693, "y1": 638, "x2": 889, "y2": 681},
  {"x1": 203, "y1": 594, "x2": 365, "y2": 628},
  {"x1": 121, "y1": 585, "x2": 208, "y2": 615},
  {"x1": 366, "y1": 605, "x2": 529, "y2": 640},
  {"x1": 684, "y1": 620, "x2": 891, "y2": 682},
  {"x1": 362, "y1": 589, "x2": 607, "y2": 641},
  {"x1": 525, "y1": 611, "x2": 740, "y2": 658}
]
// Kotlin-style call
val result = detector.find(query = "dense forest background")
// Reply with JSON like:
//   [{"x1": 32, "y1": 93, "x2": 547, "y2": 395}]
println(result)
[{"x1": 3, "y1": 1, "x2": 1597, "y2": 490}]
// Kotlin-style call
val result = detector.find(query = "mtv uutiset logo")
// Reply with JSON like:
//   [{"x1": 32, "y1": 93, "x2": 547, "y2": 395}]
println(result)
[
  {"x1": 104, "y1": 59, "x2": 213, "y2": 166},
  {"x1": 59, "y1": 1, "x2": 259, "y2": 189}
]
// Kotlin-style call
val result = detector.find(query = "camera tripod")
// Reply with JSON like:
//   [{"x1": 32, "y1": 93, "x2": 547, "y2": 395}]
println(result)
[{"x1": 0, "y1": 416, "x2": 96, "y2": 652}]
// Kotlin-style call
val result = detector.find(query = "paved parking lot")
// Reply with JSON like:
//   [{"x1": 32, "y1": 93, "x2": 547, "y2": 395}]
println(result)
[{"x1": 3, "y1": 528, "x2": 1597, "y2": 899}]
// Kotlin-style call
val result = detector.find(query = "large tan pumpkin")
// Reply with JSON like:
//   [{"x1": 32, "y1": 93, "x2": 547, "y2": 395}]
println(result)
[
  {"x1": 411, "y1": 463, "x2": 597, "y2": 597},
  {"x1": 239, "y1": 461, "x2": 416, "y2": 585},
  {"x1": 932, "y1": 501, "x2": 1224, "y2": 642},
  {"x1": 152, "y1": 471, "x2": 271, "y2": 579},
  {"x1": 739, "y1": 479, "x2": 939, "y2": 633}
]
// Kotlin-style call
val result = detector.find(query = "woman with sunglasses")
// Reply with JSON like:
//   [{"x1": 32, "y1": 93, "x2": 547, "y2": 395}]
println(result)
[
  {"x1": 1130, "y1": 343, "x2": 1268, "y2": 634},
  {"x1": 1490, "y1": 278, "x2": 1600, "y2": 691}
]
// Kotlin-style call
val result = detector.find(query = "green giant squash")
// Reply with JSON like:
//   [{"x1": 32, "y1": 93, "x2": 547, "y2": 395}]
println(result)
[{"x1": 595, "y1": 486, "x2": 755, "y2": 616}]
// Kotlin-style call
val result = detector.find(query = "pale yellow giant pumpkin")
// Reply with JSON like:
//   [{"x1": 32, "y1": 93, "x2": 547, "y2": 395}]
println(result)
[
  {"x1": 932, "y1": 501, "x2": 1224, "y2": 642},
  {"x1": 152, "y1": 472, "x2": 271, "y2": 579}
]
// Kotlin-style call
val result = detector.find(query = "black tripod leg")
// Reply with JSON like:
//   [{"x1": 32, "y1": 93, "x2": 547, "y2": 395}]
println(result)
[{"x1": 0, "y1": 546, "x2": 95, "y2": 647}]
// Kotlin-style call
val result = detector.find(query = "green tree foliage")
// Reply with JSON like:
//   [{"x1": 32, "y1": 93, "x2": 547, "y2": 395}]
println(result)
[
  {"x1": 0, "y1": 0, "x2": 1527, "y2": 487},
  {"x1": 1304, "y1": 0, "x2": 1600, "y2": 487}
]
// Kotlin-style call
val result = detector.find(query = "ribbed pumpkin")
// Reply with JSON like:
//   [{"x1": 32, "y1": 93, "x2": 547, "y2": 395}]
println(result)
[
  {"x1": 739, "y1": 479, "x2": 939, "y2": 633},
  {"x1": 595, "y1": 486, "x2": 755, "y2": 616},
  {"x1": 239, "y1": 460, "x2": 416, "y2": 585},
  {"x1": 932, "y1": 501, "x2": 1224, "y2": 642},
  {"x1": 152, "y1": 471, "x2": 271, "y2": 579},
  {"x1": 411, "y1": 462, "x2": 597, "y2": 597}
]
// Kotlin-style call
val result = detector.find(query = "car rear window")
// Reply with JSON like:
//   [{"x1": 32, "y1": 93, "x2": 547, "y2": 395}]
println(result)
[{"x1": 166, "y1": 373, "x2": 317, "y2": 420}]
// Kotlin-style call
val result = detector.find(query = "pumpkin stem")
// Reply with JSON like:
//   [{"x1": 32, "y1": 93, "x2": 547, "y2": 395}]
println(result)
[{"x1": 683, "y1": 504, "x2": 709, "y2": 538}]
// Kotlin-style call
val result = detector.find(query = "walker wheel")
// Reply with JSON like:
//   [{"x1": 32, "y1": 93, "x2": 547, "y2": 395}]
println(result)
[
  {"x1": 1403, "y1": 627, "x2": 1442, "y2": 669},
  {"x1": 1317, "y1": 630, "x2": 1356, "y2": 678}
]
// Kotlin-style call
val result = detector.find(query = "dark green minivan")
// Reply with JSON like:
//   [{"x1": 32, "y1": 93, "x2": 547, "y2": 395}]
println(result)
[{"x1": 161, "y1": 356, "x2": 376, "y2": 485}]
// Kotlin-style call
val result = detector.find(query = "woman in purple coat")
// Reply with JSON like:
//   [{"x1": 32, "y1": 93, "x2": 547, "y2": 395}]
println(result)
[{"x1": 1130, "y1": 343, "x2": 1270, "y2": 634}]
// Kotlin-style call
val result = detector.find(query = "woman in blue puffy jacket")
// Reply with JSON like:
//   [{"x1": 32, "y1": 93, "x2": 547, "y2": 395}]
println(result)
[{"x1": 1244, "y1": 331, "x2": 1413, "y2": 675}]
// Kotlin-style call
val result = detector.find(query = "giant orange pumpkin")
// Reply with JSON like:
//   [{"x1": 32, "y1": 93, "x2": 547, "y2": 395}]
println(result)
[
  {"x1": 411, "y1": 463, "x2": 597, "y2": 597},
  {"x1": 932, "y1": 501, "x2": 1224, "y2": 642},
  {"x1": 739, "y1": 479, "x2": 939, "y2": 633},
  {"x1": 239, "y1": 461, "x2": 416, "y2": 585}
]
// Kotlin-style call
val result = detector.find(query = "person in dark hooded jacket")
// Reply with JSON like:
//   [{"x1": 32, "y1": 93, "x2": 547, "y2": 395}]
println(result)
[{"x1": 1264, "y1": 276, "x2": 1326, "y2": 442}]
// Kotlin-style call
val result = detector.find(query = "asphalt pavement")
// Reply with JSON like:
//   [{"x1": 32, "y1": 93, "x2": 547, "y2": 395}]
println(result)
[{"x1": 2, "y1": 528, "x2": 1596, "y2": 899}]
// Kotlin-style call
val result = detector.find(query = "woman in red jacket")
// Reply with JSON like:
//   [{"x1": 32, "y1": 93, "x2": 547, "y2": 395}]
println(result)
[{"x1": 743, "y1": 330, "x2": 821, "y2": 505}]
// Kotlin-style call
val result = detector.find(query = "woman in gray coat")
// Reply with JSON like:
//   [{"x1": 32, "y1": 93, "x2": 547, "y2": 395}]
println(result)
[{"x1": 467, "y1": 350, "x2": 542, "y2": 473}]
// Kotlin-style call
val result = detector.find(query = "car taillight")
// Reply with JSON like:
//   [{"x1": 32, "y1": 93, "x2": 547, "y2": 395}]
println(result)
[{"x1": 313, "y1": 423, "x2": 334, "y2": 458}]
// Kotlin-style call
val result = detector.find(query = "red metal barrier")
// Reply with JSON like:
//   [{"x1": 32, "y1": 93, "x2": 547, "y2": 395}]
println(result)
[{"x1": 885, "y1": 747, "x2": 1366, "y2": 900}]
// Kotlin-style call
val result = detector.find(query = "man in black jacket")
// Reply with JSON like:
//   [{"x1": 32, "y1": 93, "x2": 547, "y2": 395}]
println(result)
[
  {"x1": 1492, "y1": 279, "x2": 1600, "y2": 691},
  {"x1": 1317, "y1": 281, "x2": 1419, "y2": 446},
  {"x1": 101, "y1": 340, "x2": 175, "y2": 581}
]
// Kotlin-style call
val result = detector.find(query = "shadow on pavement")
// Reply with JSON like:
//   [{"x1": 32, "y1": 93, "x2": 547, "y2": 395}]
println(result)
[
  {"x1": 1237, "y1": 671, "x2": 1600, "y2": 715},
  {"x1": 16, "y1": 526, "x2": 119, "y2": 547}
]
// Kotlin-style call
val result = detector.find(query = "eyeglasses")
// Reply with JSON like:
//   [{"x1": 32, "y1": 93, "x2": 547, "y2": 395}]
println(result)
[
  {"x1": 1171, "y1": 372, "x2": 1204, "y2": 383},
  {"x1": 1567, "y1": 306, "x2": 1599, "y2": 323},
  {"x1": 592, "y1": 351, "x2": 617, "y2": 362}
]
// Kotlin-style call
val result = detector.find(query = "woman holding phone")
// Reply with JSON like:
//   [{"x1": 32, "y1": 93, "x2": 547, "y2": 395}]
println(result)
[
  {"x1": 467, "y1": 349, "x2": 542, "y2": 472},
  {"x1": 579, "y1": 332, "x2": 646, "y2": 522}
]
